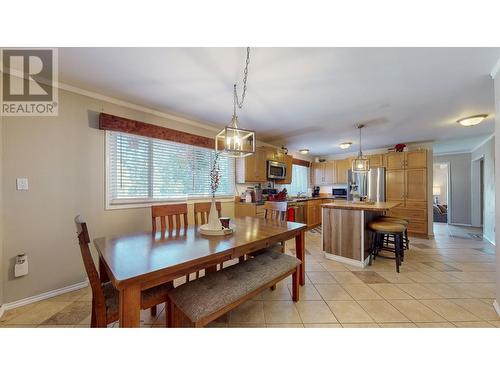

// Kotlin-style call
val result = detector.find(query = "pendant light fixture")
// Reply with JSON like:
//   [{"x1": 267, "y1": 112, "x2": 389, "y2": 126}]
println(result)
[
  {"x1": 215, "y1": 47, "x2": 256, "y2": 158},
  {"x1": 351, "y1": 124, "x2": 370, "y2": 173}
]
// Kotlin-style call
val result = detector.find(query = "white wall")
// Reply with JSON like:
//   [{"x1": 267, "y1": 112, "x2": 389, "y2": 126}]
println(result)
[
  {"x1": 493, "y1": 69, "x2": 500, "y2": 312},
  {"x1": 433, "y1": 153, "x2": 472, "y2": 225},
  {"x1": 1, "y1": 88, "x2": 236, "y2": 304},
  {"x1": 471, "y1": 136, "x2": 495, "y2": 243}
]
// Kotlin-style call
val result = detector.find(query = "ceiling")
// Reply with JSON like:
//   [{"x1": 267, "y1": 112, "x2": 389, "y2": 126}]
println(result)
[{"x1": 58, "y1": 48, "x2": 499, "y2": 156}]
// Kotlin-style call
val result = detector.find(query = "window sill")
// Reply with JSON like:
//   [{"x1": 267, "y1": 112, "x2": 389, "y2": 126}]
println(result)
[{"x1": 105, "y1": 195, "x2": 236, "y2": 210}]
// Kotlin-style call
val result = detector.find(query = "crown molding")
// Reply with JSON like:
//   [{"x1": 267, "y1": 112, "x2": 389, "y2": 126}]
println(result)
[{"x1": 470, "y1": 133, "x2": 495, "y2": 153}]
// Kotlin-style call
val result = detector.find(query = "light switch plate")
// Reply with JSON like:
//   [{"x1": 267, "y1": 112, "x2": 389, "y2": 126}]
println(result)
[{"x1": 16, "y1": 178, "x2": 29, "y2": 191}]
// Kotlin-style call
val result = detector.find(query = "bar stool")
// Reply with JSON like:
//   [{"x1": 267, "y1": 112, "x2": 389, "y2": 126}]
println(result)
[
  {"x1": 367, "y1": 220, "x2": 406, "y2": 273},
  {"x1": 377, "y1": 216, "x2": 410, "y2": 250}
]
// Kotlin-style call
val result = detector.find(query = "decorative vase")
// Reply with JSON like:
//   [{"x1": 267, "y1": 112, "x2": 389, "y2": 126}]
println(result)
[{"x1": 207, "y1": 196, "x2": 221, "y2": 230}]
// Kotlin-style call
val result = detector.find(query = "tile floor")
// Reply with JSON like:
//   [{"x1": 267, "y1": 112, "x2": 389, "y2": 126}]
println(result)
[{"x1": 0, "y1": 223, "x2": 498, "y2": 328}]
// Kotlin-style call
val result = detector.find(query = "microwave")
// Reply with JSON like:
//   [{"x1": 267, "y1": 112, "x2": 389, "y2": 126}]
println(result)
[{"x1": 267, "y1": 161, "x2": 287, "y2": 180}]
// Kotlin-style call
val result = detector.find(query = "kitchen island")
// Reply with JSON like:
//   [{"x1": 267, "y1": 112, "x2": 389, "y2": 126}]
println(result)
[{"x1": 321, "y1": 201, "x2": 401, "y2": 268}]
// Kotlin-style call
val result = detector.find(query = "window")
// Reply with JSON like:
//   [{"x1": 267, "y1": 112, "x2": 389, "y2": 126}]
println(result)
[
  {"x1": 106, "y1": 131, "x2": 235, "y2": 207},
  {"x1": 282, "y1": 164, "x2": 309, "y2": 196}
]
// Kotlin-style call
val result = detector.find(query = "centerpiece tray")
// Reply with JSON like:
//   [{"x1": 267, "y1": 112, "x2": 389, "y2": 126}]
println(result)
[{"x1": 198, "y1": 223, "x2": 235, "y2": 236}]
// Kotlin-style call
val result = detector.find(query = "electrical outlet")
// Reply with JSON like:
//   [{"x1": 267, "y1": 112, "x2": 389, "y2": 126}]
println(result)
[{"x1": 16, "y1": 178, "x2": 29, "y2": 191}]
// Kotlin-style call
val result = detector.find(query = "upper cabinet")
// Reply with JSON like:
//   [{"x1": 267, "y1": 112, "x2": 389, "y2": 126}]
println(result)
[
  {"x1": 236, "y1": 147, "x2": 268, "y2": 183},
  {"x1": 235, "y1": 147, "x2": 294, "y2": 184},
  {"x1": 386, "y1": 150, "x2": 427, "y2": 170},
  {"x1": 367, "y1": 154, "x2": 384, "y2": 168},
  {"x1": 311, "y1": 161, "x2": 335, "y2": 186},
  {"x1": 334, "y1": 159, "x2": 350, "y2": 184},
  {"x1": 386, "y1": 152, "x2": 406, "y2": 170}
]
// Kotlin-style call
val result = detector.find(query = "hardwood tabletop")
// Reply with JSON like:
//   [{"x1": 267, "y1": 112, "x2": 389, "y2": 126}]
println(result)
[
  {"x1": 94, "y1": 216, "x2": 307, "y2": 288},
  {"x1": 321, "y1": 201, "x2": 401, "y2": 211}
]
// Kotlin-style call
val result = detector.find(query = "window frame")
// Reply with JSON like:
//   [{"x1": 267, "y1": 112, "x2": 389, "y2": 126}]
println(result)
[{"x1": 104, "y1": 131, "x2": 236, "y2": 210}]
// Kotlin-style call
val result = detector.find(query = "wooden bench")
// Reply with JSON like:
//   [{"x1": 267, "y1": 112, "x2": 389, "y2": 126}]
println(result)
[{"x1": 167, "y1": 250, "x2": 301, "y2": 327}]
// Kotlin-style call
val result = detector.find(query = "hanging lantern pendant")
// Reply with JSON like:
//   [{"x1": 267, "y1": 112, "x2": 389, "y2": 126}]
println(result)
[{"x1": 352, "y1": 124, "x2": 370, "y2": 173}]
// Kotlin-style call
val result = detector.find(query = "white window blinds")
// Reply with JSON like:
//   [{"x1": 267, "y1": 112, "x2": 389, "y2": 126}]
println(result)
[
  {"x1": 282, "y1": 164, "x2": 310, "y2": 196},
  {"x1": 107, "y1": 131, "x2": 235, "y2": 205}
]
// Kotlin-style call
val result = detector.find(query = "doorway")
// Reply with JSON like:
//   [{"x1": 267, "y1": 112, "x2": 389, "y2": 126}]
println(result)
[
  {"x1": 433, "y1": 162, "x2": 449, "y2": 225},
  {"x1": 471, "y1": 155, "x2": 485, "y2": 231}
]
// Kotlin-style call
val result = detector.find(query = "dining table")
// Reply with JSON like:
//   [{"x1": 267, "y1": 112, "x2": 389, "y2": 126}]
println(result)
[{"x1": 93, "y1": 216, "x2": 307, "y2": 327}]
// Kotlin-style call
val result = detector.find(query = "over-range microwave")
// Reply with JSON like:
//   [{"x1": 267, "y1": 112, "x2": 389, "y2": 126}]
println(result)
[{"x1": 267, "y1": 161, "x2": 287, "y2": 180}]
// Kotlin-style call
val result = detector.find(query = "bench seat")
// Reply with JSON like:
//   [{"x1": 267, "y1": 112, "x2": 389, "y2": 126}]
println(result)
[{"x1": 168, "y1": 250, "x2": 301, "y2": 327}]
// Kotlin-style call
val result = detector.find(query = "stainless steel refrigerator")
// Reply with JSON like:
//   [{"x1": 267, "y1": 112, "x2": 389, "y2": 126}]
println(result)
[{"x1": 347, "y1": 167, "x2": 385, "y2": 202}]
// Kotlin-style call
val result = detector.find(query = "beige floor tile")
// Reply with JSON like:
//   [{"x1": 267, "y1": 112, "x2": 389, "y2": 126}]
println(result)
[
  {"x1": 420, "y1": 283, "x2": 469, "y2": 298},
  {"x1": 6, "y1": 302, "x2": 72, "y2": 325},
  {"x1": 421, "y1": 272, "x2": 462, "y2": 283},
  {"x1": 452, "y1": 321, "x2": 495, "y2": 328},
  {"x1": 447, "y1": 272, "x2": 496, "y2": 283},
  {"x1": 295, "y1": 301, "x2": 338, "y2": 323},
  {"x1": 487, "y1": 321, "x2": 500, "y2": 327},
  {"x1": 378, "y1": 323, "x2": 417, "y2": 328},
  {"x1": 326, "y1": 301, "x2": 374, "y2": 323},
  {"x1": 394, "y1": 283, "x2": 442, "y2": 299},
  {"x1": 351, "y1": 271, "x2": 390, "y2": 284},
  {"x1": 40, "y1": 301, "x2": 92, "y2": 326},
  {"x1": 342, "y1": 284, "x2": 383, "y2": 300},
  {"x1": 321, "y1": 261, "x2": 349, "y2": 271},
  {"x1": 227, "y1": 323, "x2": 266, "y2": 328},
  {"x1": 287, "y1": 283, "x2": 322, "y2": 301},
  {"x1": 305, "y1": 261, "x2": 327, "y2": 271},
  {"x1": 388, "y1": 300, "x2": 446, "y2": 322},
  {"x1": 260, "y1": 282, "x2": 292, "y2": 301},
  {"x1": 404, "y1": 272, "x2": 440, "y2": 283},
  {"x1": 0, "y1": 324, "x2": 38, "y2": 328},
  {"x1": 415, "y1": 322, "x2": 455, "y2": 328},
  {"x1": 229, "y1": 301, "x2": 265, "y2": 324},
  {"x1": 357, "y1": 300, "x2": 410, "y2": 323},
  {"x1": 375, "y1": 272, "x2": 414, "y2": 284},
  {"x1": 315, "y1": 284, "x2": 353, "y2": 301},
  {"x1": 453, "y1": 283, "x2": 496, "y2": 298},
  {"x1": 419, "y1": 299, "x2": 481, "y2": 322},
  {"x1": 368, "y1": 284, "x2": 413, "y2": 300},
  {"x1": 329, "y1": 271, "x2": 364, "y2": 284},
  {"x1": 267, "y1": 324, "x2": 304, "y2": 328},
  {"x1": 46, "y1": 288, "x2": 89, "y2": 303},
  {"x1": 450, "y1": 299, "x2": 500, "y2": 321},
  {"x1": 304, "y1": 323, "x2": 342, "y2": 328},
  {"x1": 341, "y1": 323, "x2": 380, "y2": 328},
  {"x1": 306, "y1": 271, "x2": 337, "y2": 284},
  {"x1": 263, "y1": 301, "x2": 301, "y2": 324}
]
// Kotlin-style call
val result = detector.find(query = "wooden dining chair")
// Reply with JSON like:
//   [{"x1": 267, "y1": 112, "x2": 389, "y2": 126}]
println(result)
[
  {"x1": 193, "y1": 201, "x2": 222, "y2": 226},
  {"x1": 152, "y1": 203, "x2": 189, "y2": 233},
  {"x1": 75, "y1": 215, "x2": 171, "y2": 327},
  {"x1": 264, "y1": 201, "x2": 289, "y2": 222}
]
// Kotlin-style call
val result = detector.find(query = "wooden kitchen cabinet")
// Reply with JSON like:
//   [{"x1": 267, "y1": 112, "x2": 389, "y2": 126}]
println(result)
[
  {"x1": 281, "y1": 154, "x2": 293, "y2": 184},
  {"x1": 334, "y1": 159, "x2": 350, "y2": 184},
  {"x1": 236, "y1": 147, "x2": 268, "y2": 183},
  {"x1": 306, "y1": 199, "x2": 323, "y2": 227},
  {"x1": 385, "y1": 150, "x2": 428, "y2": 237},
  {"x1": 367, "y1": 154, "x2": 384, "y2": 168},
  {"x1": 311, "y1": 161, "x2": 335, "y2": 186}
]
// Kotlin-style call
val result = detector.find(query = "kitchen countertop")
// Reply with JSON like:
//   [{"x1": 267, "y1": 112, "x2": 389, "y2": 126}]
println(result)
[
  {"x1": 236, "y1": 196, "x2": 335, "y2": 205},
  {"x1": 321, "y1": 201, "x2": 400, "y2": 211}
]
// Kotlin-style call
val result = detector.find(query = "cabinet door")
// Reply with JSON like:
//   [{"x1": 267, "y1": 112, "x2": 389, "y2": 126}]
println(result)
[
  {"x1": 311, "y1": 163, "x2": 322, "y2": 186},
  {"x1": 255, "y1": 148, "x2": 268, "y2": 182},
  {"x1": 281, "y1": 155, "x2": 293, "y2": 184},
  {"x1": 323, "y1": 161, "x2": 335, "y2": 184},
  {"x1": 368, "y1": 154, "x2": 383, "y2": 168},
  {"x1": 386, "y1": 152, "x2": 405, "y2": 170},
  {"x1": 335, "y1": 159, "x2": 350, "y2": 184},
  {"x1": 386, "y1": 169, "x2": 405, "y2": 203},
  {"x1": 244, "y1": 153, "x2": 258, "y2": 182},
  {"x1": 405, "y1": 168, "x2": 427, "y2": 203},
  {"x1": 406, "y1": 150, "x2": 427, "y2": 169}
]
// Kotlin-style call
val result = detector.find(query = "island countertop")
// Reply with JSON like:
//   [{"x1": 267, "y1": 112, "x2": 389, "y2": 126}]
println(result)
[{"x1": 321, "y1": 201, "x2": 401, "y2": 212}]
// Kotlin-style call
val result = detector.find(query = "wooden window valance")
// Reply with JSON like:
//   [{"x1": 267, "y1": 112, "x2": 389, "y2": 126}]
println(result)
[
  {"x1": 292, "y1": 158, "x2": 310, "y2": 168},
  {"x1": 99, "y1": 113, "x2": 215, "y2": 149}
]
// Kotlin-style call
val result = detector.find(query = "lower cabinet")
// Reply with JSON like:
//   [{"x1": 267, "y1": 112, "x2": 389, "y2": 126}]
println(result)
[{"x1": 306, "y1": 199, "x2": 333, "y2": 228}]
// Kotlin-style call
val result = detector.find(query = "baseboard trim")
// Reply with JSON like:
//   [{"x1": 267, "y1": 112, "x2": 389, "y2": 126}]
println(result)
[
  {"x1": 494, "y1": 300, "x2": 500, "y2": 318},
  {"x1": 324, "y1": 252, "x2": 369, "y2": 269},
  {"x1": 2, "y1": 280, "x2": 89, "y2": 312},
  {"x1": 482, "y1": 234, "x2": 496, "y2": 246},
  {"x1": 0, "y1": 305, "x2": 5, "y2": 320}
]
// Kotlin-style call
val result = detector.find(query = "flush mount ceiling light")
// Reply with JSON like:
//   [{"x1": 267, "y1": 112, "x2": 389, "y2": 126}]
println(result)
[
  {"x1": 457, "y1": 114, "x2": 488, "y2": 127},
  {"x1": 299, "y1": 149, "x2": 310, "y2": 155},
  {"x1": 339, "y1": 142, "x2": 352, "y2": 149},
  {"x1": 351, "y1": 124, "x2": 370, "y2": 174},
  {"x1": 215, "y1": 47, "x2": 256, "y2": 158}
]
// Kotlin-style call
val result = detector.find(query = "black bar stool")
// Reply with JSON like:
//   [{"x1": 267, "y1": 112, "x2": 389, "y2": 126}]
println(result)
[
  {"x1": 376, "y1": 216, "x2": 410, "y2": 250},
  {"x1": 367, "y1": 220, "x2": 406, "y2": 273}
]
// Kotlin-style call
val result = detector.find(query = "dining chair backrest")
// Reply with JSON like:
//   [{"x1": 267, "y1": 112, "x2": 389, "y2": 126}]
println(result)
[
  {"x1": 74, "y1": 215, "x2": 106, "y2": 308},
  {"x1": 194, "y1": 202, "x2": 222, "y2": 226},
  {"x1": 264, "y1": 201, "x2": 288, "y2": 222},
  {"x1": 152, "y1": 203, "x2": 188, "y2": 233}
]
